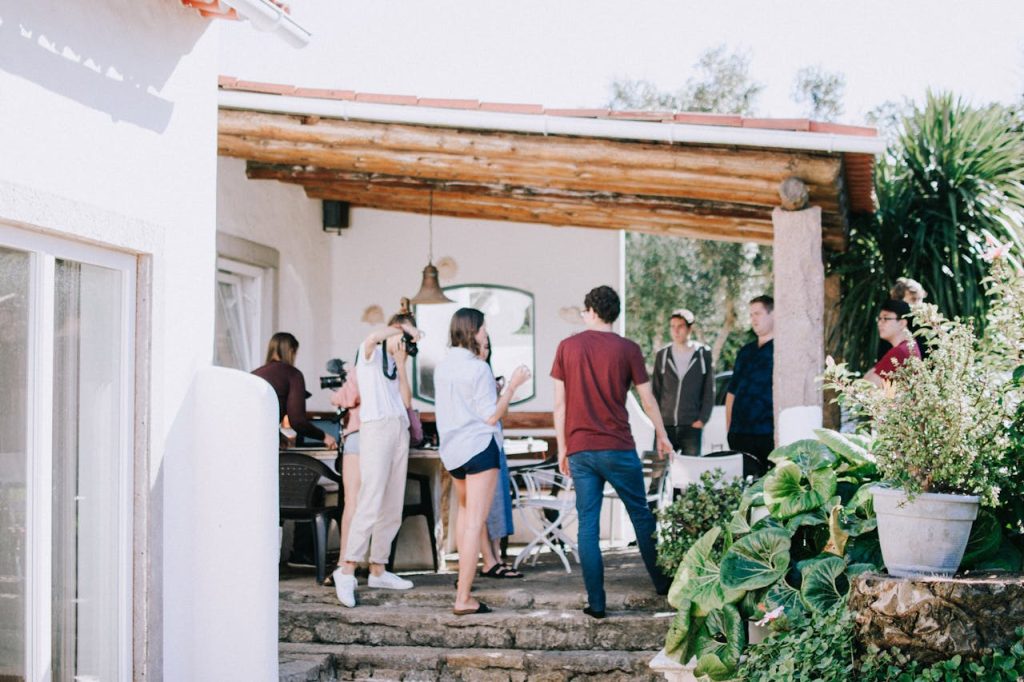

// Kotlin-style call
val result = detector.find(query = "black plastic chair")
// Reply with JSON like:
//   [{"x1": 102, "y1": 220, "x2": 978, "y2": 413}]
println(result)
[
  {"x1": 279, "y1": 452, "x2": 343, "y2": 584},
  {"x1": 387, "y1": 472, "x2": 438, "y2": 572}
]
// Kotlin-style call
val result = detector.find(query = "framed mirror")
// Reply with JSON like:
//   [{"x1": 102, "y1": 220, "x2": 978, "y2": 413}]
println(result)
[{"x1": 413, "y1": 284, "x2": 535, "y2": 405}]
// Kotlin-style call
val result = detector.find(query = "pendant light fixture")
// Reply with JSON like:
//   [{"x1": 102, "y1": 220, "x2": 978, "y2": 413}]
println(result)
[{"x1": 411, "y1": 190, "x2": 455, "y2": 305}]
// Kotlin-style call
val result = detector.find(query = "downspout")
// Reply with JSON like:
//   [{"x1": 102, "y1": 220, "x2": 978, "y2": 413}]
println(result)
[
  {"x1": 218, "y1": 90, "x2": 886, "y2": 155},
  {"x1": 221, "y1": 0, "x2": 311, "y2": 47}
]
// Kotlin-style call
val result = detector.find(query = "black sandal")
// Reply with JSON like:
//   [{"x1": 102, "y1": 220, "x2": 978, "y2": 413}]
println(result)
[{"x1": 480, "y1": 563, "x2": 523, "y2": 579}]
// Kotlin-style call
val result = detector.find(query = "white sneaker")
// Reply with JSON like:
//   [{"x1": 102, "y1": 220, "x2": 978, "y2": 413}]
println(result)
[
  {"x1": 367, "y1": 570, "x2": 414, "y2": 590},
  {"x1": 333, "y1": 569, "x2": 357, "y2": 607}
]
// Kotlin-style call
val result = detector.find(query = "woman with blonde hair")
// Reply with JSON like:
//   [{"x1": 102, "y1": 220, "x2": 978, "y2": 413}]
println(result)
[
  {"x1": 435, "y1": 308, "x2": 530, "y2": 615},
  {"x1": 332, "y1": 301, "x2": 422, "y2": 608}
]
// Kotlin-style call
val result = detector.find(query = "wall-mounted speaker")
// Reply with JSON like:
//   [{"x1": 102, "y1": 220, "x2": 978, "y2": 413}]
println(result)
[{"x1": 322, "y1": 201, "x2": 349, "y2": 235}]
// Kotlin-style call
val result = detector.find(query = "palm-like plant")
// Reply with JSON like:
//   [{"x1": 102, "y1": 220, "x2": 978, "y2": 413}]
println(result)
[{"x1": 832, "y1": 91, "x2": 1024, "y2": 372}]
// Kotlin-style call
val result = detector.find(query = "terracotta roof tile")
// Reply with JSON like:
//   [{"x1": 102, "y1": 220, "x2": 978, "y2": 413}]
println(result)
[
  {"x1": 742, "y1": 118, "x2": 811, "y2": 131},
  {"x1": 416, "y1": 97, "x2": 479, "y2": 109},
  {"x1": 810, "y1": 121, "x2": 878, "y2": 137},
  {"x1": 354, "y1": 93, "x2": 419, "y2": 105},
  {"x1": 543, "y1": 108, "x2": 612, "y2": 118},
  {"x1": 608, "y1": 110, "x2": 673, "y2": 121},
  {"x1": 292, "y1": 87, "x2": 355, "y2": 100},
  {"x1": 231, "y1": 80, "x2": 296, "y2": 96},
  {"x1": 479, "y1": 102, "x2": 545, "y2": 114},
  {"x1": 673, "y1": 112, "x2": 743, "y2": 127}
]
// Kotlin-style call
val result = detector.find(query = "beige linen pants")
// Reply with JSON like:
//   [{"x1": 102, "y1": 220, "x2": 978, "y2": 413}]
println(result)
[{"x1": 343, "y1": 415, "x2": 410, "y2": 566}]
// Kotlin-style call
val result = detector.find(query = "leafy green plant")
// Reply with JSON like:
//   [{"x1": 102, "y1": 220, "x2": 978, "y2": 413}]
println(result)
[
  {"x1": 739, "y1": 605, "x2": 857, "y2": 682},
  {"x1": 741, "y1": 610, "x2": 1024, "y2": 682},
  {"x1": 656, "y1": 469, "x2": 745, "y2": 575},
  {"x1": 661, "y1": 430, "x2": 884, "y2": 680},
  {"x1": 824, "y1": 251, "x2": 1024, "y2": 507}
]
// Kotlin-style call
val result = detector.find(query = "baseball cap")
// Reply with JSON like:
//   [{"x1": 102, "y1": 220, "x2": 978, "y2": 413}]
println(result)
[{"x1": 670, "y1": 308, "x2": 695, "y2": 325}]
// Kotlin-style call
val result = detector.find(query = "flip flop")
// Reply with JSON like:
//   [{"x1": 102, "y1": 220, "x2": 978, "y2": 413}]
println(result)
[
  {"x1": 479, "y1": 563, "x2": 523, "y2": 579},
  {"x1": 453, "y1": 602, "x2": 492, "y2": 616}
]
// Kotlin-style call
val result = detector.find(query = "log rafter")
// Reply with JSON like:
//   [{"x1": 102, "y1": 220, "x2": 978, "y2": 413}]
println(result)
[{"x1": 219, "y1": 108, "x2": 851, "y2": 248}]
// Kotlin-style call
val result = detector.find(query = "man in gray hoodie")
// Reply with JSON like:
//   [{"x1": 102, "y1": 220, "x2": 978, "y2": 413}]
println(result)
[{"x1": 651, "y1": 309, "x2": 715, "y2": 456}]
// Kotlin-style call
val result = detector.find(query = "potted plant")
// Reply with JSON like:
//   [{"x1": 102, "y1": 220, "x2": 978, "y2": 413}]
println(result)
[{"x1": 824, "y1": 244, "x2": 1024, "y2": 577}]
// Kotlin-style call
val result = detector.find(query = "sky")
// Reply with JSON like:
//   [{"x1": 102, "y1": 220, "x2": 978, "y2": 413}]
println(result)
[{"x1": 219, "y1": 0, "x2": 1024, "y2": 126}]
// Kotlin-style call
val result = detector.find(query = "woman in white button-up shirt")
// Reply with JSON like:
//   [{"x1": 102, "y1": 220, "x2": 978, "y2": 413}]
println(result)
[{"x1": 435, "y1": 308, "x2": 529, "y2": 615}]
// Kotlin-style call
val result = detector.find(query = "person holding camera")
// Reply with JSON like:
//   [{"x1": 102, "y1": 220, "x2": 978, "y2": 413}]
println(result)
[
  {"x1": 435, "y1": 308, "x2": 531, "y2": 615},
  {"x1": 252, "y1": 332, "x2": 337, "y2": 450},
  {"x1": 328, "y1": 367, "x2": 361, "y2": 579},
  {"x1": 332, "y1": 303, "x2": 422, "y2": 608}
]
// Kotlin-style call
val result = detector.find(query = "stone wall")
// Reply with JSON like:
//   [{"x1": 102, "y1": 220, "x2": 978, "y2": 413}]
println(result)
[{"x1": 849, "y1": 572, "x2": 1024, "y2": 664}]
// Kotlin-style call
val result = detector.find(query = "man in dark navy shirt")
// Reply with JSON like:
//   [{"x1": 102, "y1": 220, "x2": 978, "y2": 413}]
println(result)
[{"x1": 725, "y1": 295, "x2": 775, "y2": 477}]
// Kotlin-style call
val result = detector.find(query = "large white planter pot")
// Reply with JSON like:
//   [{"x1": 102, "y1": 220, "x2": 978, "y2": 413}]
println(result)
[
  {"x1": 871, "y1": 487, "x2": 979, "y2": 578},
  {"x1": 648, "y1": 649, "x2": 698, "y2": 681}
]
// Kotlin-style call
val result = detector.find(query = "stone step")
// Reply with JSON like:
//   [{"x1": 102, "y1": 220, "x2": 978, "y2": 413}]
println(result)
[
  {"x1": 280, "y1": 642, "x2": 662, "y2": 681},
  {"x1": 279, "y1": 650, "x2": 333, "y2": 682},
  {"x1": 280, "y1": 578, "x2": 666, "y2": 613},
  {"x1": 280, "y1": 602, "x2": 672, "y2": 652}
]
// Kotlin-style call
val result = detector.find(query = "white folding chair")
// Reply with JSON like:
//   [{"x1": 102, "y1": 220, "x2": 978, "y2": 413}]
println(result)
[
  {"x1": 512, "y1": 467, "x2": 578, "y2": 573},
  {"x1": 670, "y1": 451, "x2": 744, "y2": 490}
]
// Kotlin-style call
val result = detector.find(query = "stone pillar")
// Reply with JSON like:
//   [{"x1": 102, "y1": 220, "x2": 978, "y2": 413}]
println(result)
[{"x1": 772, "y1": 206, "x2": 824, "y2": 445}]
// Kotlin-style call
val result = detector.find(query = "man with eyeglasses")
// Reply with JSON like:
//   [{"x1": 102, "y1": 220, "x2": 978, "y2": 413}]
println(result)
[{"x1": 865, "y1": 299, "x2": 920, "y2": 387}]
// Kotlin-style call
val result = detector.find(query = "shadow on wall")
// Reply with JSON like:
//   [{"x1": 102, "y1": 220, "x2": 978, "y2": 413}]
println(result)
[{"x1": 0, "y1": 1, "x2": 209, "y2": 132}]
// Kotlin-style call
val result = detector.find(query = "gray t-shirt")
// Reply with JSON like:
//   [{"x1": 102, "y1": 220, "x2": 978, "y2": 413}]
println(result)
[{"x1": 671, "y1": 344, "x2": 695, "y2": 376}]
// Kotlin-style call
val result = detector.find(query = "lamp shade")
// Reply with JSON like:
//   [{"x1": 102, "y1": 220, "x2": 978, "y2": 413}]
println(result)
[{"x1": 411, "y1": 264, "x2": 454, "y2": 305}]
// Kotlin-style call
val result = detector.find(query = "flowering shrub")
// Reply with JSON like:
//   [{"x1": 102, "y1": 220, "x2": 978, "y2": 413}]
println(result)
[{"x1": 823, "y1": 245, "x2": 1024, "y2": 507}]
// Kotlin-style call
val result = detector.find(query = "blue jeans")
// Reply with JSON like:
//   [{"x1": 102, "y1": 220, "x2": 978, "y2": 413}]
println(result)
[{"x1": 569, "y1": 450, "x2": 670, "y2": 612}]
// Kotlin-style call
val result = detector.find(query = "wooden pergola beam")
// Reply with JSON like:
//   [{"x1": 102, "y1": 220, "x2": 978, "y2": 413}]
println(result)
[
  {"x1": 221, "y1": 134, "x2": 843, "y2": 212},
  {"x1": 246, "y1": 163, "x2": 846, "y2": 248},
  {"x1": 219, "y1": 110, "x2": 843, "y2": 185},
  {"x1": 218, "y1": 108, "x2": 853, "y2": 249}
]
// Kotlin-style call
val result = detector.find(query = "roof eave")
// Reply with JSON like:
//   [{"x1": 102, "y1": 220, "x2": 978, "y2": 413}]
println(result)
[{"x1": 218, "y1": 89, "x2": 885, "y2": 156}]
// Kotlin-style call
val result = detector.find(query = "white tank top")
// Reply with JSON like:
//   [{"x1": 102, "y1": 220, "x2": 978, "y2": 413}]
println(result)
[{"x1": 355, "y1": 342, "x2": 409, "y2": 424}]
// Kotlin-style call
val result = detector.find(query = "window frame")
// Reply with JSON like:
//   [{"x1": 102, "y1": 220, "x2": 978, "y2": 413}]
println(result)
[{"x1": 0, "y1": 223, "x2": 136, "y2": 682}]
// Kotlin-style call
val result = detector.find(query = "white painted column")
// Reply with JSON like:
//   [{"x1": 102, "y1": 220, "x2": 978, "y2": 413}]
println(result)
[
  {"x1": 163, "y1": 367, "x2": 280, "y2": 681},
  {"x1": 771, "y1": 206, "x2": 824, "y2": 445}
]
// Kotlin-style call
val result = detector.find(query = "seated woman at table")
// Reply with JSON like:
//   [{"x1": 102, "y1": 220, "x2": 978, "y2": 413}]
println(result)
[
  {"x1": 435, "y1": 308, "x2": 530, "y2": 615},
  {"x1": 331, "y1": 303, "x2": 422, "y2": 608},
  {"x1": 252, "y1": 332, "x2": 337, "y2": 450}
]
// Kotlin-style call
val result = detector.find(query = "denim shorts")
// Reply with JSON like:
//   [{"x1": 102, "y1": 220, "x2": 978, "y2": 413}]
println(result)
[{"x1": 449, "y1": 437, "x2": 500, "y2": 480}]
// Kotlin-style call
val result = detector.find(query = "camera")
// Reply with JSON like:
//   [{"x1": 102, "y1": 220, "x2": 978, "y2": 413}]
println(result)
[
  {"x1": 401, "y1": 332, "x2": 419, "y2": 357},
  {"x1": 319, "y1": 358, "x2": 348, "y2": 390}
]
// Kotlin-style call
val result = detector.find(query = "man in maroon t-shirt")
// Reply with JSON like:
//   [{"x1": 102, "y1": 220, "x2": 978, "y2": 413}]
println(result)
[
  {"x1": 551, "y1": 285, "x2": 673, "y2": 619},
  {"x1": 865, "y1": 298, "x2": 920, "y2": 387}
]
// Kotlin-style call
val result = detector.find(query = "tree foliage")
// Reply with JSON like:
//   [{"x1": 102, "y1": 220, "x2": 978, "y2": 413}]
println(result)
[
  {"x1": 792, "y1": 65, "x2": 846, "y2": 121},
  {"x1": 625, "y1": 232, "x2": 770, "y2": 366},
  {"x1": 831, "y1": 91, "x2": 1024, "y2": 372},
  {"x1": 611, "y1": 46, "x2": 773, "y2": 367},
  {"x1": 609, "y1": 45, "x2": 764, "y2": 115}
]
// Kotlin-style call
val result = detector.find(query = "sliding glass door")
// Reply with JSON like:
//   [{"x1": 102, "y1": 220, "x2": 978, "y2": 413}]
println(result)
[{"x1": 0, "y1": 226, "x2": 135, "y2": 681}]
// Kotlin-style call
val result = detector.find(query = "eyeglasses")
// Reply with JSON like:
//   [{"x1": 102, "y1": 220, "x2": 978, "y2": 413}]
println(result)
[{"x1": 877, "y1": 315, "x2": 900, "y2": 323}]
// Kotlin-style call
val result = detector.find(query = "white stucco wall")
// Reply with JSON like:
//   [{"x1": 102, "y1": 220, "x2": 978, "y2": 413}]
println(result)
[
  {"x1": 0, "y1": 1, "x2": 222, "y2": 677},
  {"x1": 216, "y1": 156, "x2": 336, "y2": 408},
  {"x1": 0, "y1": 0, "x2": 219, "y2": 458},
  {"x1": 216, "y1": 159, "x2": 624, "y2": 413}
]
